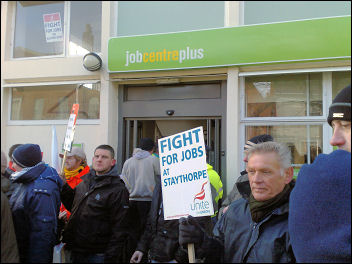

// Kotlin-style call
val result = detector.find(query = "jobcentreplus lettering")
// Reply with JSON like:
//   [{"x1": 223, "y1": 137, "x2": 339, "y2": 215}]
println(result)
[{"x1": 125, "y1": 47, "x2": 204, "y2": 66}]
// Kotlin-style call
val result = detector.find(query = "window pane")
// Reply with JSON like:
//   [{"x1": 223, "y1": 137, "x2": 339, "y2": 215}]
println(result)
[
  {"x1": 332, "y1": 71, "x2": 351, "y2": 98},
  {"x1": 78, "y1": 83, "x2": 100, "y2": 119},
  {"x1": 244, "y1": 1, "x2": 351, "y2": 25},
  {"x1": 69, "y1": 1, "x2": 102, "y2": 55},
  {"x1": 117, "y1": 1, "x2": 224, "y2": 36},
  {"x1": 11, "y1": 83, "x2": 100, "y2": 120},
  {"x1": 14, "y1": 1, "x2": 64, "y2": 58},
  {"x1": 245, "y1": 73, "x2": 322, "y2": 117},
  {"x1": 245, "y1": 125, "x2": 323, "y2": 166}
]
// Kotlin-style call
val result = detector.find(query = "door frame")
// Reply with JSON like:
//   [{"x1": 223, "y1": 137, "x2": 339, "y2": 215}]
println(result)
[{"x1": 116, "y1": 81, "x2": 227, "y2": 190}]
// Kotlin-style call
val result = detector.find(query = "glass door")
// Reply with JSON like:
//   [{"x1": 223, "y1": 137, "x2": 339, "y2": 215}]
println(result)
[{"x1": 123, "y1": 118, "x2": 221, "y2": 173}]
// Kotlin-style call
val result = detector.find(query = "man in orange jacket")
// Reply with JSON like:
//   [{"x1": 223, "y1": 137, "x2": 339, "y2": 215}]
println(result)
[{"x1": 57, "y1": 147, "x2": 90, "y2": 242}]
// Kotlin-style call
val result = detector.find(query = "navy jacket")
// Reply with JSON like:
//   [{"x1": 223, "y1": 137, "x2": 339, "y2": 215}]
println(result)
[
  {"x1": 289, "y1": 150, "x2": 351, "y2": 263},
  {"x1": 9, "y1": 162, "x2": 62, "y2": 263}
]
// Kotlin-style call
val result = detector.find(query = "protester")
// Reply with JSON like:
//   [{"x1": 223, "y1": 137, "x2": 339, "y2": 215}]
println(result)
[
  {"x1": 60, "y1": 144, "x2": 130, "y2": 263},
  {"x1": 2, "y1": 144, "x2": 22, "y2": 199},
  {"x1": 9, "y1": 143, "x2": 63, "y2": 263},
  {"x1": 130, "y1": 173, "x2": 212, "y2": 263},
  {"x1": 289, "y1": 84, "x2": 351, "y2": 262},
  {"x1": 218, "y1": 134, "x2": 273, "y2": 217},
  {"x1": 179, "y1": 141, "x2": 295, "y2": 262},
  {"x1": 120, "y1": 138, "x2": 160, "y2": 261},
  {"x1": 56, "y1": 147, "x2": 90, "y2": 243},
  {"x1": 1, "y1": 151, "x2": 11, "y2": 194},
  {"x1": 1, "y1": 150, "x2": 20, "y2": 263},
  {"x1": 205, "y1": 145, "x2": 223, "y2": 222},
  {"x1": 3, "y1": 144, "x2": 22, "y2": 179},
  {"x1": 1, "y1": 191, "x2": 20, "y2": 263}
]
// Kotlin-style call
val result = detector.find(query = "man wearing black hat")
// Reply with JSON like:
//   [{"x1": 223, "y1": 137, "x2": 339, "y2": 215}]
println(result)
[
  {"x1": 219, "y1": 134, "x2": 273, "y2": 217},
  {"x1": 120, "y1": 138, "x2": 160, "y2": 261},
  {"x1": 289, "y1": 84, "x2": 351, "y2": 262},
  {"x1": 328, "y1": 84, "x2": 351, "y2": 152},
  {"x1": 9, "y1": 143, "x2": 63, "y2": 263}
]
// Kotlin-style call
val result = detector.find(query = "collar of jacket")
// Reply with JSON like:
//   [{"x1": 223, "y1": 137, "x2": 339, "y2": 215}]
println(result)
[
  {"x1": 10, "y1": 162, "x2": 47, "y2": 183},
  {"x1": 83, "y1": 164, "x2": 119, "y2": 179}
]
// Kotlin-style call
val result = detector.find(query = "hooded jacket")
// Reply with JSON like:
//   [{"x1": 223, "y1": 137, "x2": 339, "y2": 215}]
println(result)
[
  {"x1": 9, "y1": 162, "x2": 63, "y2": 263},
  {"x1": 61, "y1": 165, "x2": 130, "y2": 263},
  {"x1": 121, "y1": 148, "x2": 160, "y2": 201},
  {"x1": 289, "y1": 150, "x2": 351, "y2": 263},
  {"x1": 199, "y1": 180, "x2": 295, "y2": 263}
]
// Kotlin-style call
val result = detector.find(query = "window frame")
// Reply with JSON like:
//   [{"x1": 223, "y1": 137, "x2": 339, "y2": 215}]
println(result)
[
  {"x1": 239, "y1": 67, "x2": 351, "y2": 171},
  {"x1": 6, "y1": 80, "x2": 101, "y2": 125},
  {"x1": 11, "y1": 1, "x2": 102, "y2": 60}
]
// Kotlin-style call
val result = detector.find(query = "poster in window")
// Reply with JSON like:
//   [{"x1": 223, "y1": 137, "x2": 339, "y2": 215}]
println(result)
[{"x1": 43, "y1": 12, "x2": 63, "y2": 43}]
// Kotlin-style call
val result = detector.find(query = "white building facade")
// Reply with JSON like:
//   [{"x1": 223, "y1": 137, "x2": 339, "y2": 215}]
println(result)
[{"x1": 1, "y1": 1, "x2": 351, "y2": 194}]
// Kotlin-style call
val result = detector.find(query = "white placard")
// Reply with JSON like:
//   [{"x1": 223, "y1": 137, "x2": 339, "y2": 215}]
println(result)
[
  {"x1": 158, "y1": 127, "x2": 214, "y2": 220},
  {"x1": 43, "y1": 12, "x2": 63, "y2": 43},
  {"x1": 63, "y1": 104, "x2": 79, "y2": 152}
]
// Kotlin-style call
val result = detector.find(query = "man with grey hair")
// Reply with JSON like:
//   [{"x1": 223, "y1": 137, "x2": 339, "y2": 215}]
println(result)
[{"x1": 179, "y1": 141, "x2": 295, "y2": 262}]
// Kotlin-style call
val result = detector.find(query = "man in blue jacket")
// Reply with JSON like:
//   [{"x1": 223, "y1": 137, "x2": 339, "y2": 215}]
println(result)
[
  {"x1": 10, "y1": 143, "x2": 63, "y2": 263},
  {"x1": 289, "y1": 84, "x2": 351, "y2": 263}
]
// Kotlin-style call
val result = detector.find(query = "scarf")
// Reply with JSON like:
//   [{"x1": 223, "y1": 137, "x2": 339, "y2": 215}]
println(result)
[
  {"x1": 249, "y1": 181, "x2": 293, "y2": 223},
  {"x1": 64, "y1": 166, "x2": 84, "y2": 180}
]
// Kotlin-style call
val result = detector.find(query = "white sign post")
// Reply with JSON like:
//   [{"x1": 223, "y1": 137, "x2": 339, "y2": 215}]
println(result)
[
  {"x1": 158, "y1": 126, "x2": 213, "y2": 262},
  {"x1": 61, "y1": 104, "x2": 79, "y2": 173}
]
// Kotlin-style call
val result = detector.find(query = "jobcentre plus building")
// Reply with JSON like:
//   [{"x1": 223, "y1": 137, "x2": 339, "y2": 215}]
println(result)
[{"x1": 1, "y1": 2, "x2": 351, "y2": 194}]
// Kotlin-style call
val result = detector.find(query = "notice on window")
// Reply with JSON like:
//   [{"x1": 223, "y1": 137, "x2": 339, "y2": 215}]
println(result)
[
  {"x1": 158, "y1": 127, "x2": 214, "y2": 220},
  {"x1": 43, "y1": 12, "x2": 63, "y2": 43}
]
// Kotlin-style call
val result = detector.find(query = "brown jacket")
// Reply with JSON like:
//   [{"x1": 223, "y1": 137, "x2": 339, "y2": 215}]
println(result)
[{"x1": 1, "y1": 190, "x2": 19, "y2": 263}]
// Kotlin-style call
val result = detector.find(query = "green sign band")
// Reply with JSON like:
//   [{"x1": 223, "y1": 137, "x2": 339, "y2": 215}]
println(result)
[{"x1": 108, "y1": 16, "x2": 351, "y2": 72}]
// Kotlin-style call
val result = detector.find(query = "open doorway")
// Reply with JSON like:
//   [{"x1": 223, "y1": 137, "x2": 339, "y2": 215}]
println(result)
[{"x1": 123, "y1": 118, "x2": 221, "y2": 173}]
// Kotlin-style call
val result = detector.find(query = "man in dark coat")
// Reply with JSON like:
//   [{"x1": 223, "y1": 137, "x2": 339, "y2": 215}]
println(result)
[
  {"x1": 1, "y1": 150, "x2": 19, "y2": 263},
  {"x1": 179, "y1": 141, "x2": 295, "y2": 263},
  {"x1": 130, "y1": 174, "x2": 189, "y2": 263},
  {"x1": 130, "y1": 173, "x2": 212, "y2": 263},
  {"x1": 60, "y1": 145, "x2": 130, "y2": 263},
  {"x1": 1, "y1": 190, "x2": 20, "y2": 263},
  {"x1": 9, "y1": 144, "x2": 63, "y2": 263}
]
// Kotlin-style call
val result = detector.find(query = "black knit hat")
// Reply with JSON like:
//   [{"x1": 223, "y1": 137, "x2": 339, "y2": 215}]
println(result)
[
  {"x1": 327, "y1": 84, "x2": 351, "y2": 126},
  {"x1": 244, "y1": 134, "x2": 273, "y2": 150},
  {"x1": 12, "y1": 144, "x2": 42, "y2": 168},
  {"x1": 139, "y1": 138, "x2": 155, "y2": 151}
]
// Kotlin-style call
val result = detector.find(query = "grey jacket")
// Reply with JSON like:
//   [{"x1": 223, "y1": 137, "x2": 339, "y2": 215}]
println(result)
[{"x1": 121, "y1": 148, "x2": 160, "y2": 201}]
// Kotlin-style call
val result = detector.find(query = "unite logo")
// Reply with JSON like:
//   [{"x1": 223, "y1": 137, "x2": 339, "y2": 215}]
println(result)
[
  {"x1": 194, "y1": 181, "x2": 208, "y2": 202},
  {"x1": 190, "y1": 181, "x2": 210, "y2": 214}
]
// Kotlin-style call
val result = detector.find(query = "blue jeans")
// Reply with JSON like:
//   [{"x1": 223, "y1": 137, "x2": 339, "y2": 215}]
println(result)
[{"x1": 71, "y1": 251, "x2": 105, "y2": 263}]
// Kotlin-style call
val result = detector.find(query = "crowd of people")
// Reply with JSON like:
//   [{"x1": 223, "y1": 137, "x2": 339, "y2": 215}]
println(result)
[{"x1": 1, "y1": 84, "x2": 350, "y2": 263}]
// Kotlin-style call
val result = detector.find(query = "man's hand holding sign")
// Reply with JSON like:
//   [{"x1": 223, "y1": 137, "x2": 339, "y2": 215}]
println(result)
[{"x1": 158, "y1": 127, "x2": 213, "y2": 263}]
